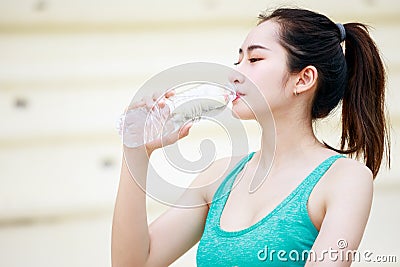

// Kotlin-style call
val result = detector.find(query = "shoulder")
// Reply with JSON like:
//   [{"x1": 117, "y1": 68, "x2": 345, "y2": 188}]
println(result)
[
  {"x1": 324, "y1": 156, "x2": 373, "y2": 206},
  {"x1": 327, "y1": 156, "x2": 373, "y2": 186},
  {"x1": 190, "y1": 153, "x2": 248, "y2": 203}
]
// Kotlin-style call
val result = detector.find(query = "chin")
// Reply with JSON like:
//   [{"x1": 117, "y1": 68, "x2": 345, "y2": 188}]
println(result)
[{"x1": 231, "y1": 105, "x2": 255, "y2": 120}]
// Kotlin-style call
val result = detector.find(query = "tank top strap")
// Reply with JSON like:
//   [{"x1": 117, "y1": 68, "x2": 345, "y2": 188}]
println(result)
[
  {"x1": 297, "y1": 154, "x2": 346, "y2": 200},
  {"x1": 212, "y1": 152, "x2": 256, "y2": 202}
]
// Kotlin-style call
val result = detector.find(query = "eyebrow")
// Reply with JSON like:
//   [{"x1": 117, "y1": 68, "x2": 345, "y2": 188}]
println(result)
[{"x1": 238, "y1": 44, "x2": 270, "y2": 54}]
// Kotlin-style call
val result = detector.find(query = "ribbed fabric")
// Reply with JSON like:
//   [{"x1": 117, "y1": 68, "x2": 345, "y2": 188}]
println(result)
[{"x1": 196, "y1": 153, "x2": 344, "y2": 266}]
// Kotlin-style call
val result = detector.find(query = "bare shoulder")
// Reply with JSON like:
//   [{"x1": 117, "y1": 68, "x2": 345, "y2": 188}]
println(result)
[
  {"x1": 324, "y1": 156, "x2": 373, "y2": 202},
  {"x1": 328, "y1": 156, "x2": 373, "y2": 183},
  {"x1": 190, "y1": 154, "x2": 248, "y2": 203}
]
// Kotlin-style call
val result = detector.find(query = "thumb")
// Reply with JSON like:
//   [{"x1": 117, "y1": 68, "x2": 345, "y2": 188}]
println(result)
[
  {"x1": 145, "y1": 121, "x2": 194, "y2": 152},
  {"x1": 178, "y1": 121, "x2": 193, "y2": 139},
  {"x1": 161, "y1": 121, "x2": 193, "y2": 146}
]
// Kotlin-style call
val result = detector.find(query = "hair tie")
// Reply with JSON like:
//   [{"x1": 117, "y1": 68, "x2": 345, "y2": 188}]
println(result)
[{"x1": 336, "y1": 23, "x2": 346, "y2": 42}]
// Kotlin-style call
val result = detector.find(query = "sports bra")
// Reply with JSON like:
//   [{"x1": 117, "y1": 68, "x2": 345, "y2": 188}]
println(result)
[{"x1": 196, "y1": 152, "x2": 345, "y2": 266}]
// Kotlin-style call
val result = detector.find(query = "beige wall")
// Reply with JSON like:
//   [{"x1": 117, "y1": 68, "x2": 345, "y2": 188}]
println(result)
[{"x1": 0, "y1": 0, "x2": 399, "y2": 266}]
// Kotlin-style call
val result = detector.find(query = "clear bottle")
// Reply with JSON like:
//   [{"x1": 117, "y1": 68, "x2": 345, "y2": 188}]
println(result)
[{"x1": 117, "y1": 82, "x2": 236, "y2": 148}]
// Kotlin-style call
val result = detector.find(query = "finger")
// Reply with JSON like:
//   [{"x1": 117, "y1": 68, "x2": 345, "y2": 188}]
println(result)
[
  {"x1": 152, "y1": 92, "x2": 160, "y2": 101},
  {"x1": 154, "y1": 91, "x2": 170, "y2": 108},
  {"x1": 143, "y1": 95, "x2": 155, "y2": 110},
  {"x1": 164, "y1": 90, "x2": 175, "y2": 98},
  {"x1": 152, "y1": 89, "x2": 168, "y2": 101},
  {"x1": 160, "y1": 122, "x2": 191, "y2": 146},
  {"x1": 178, "y1": 122, "x2": 193, "y2": 139},
  {"x1": 157, "y1": 98, "x2": 167, "y2": 109},
  {"x1": 126, "y1": 100, "x2": 146, "y2": 110},
  {"x1": 145, "y1": 121, "x2": 193, "y2": 151}
]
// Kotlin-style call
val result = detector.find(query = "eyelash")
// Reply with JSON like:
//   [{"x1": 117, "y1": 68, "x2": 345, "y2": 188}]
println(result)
[
  {"x1": 249, "y1": 58, "x2": 262, "y2": 63},
  {"x1": 233, "y1": 58, "x2": 263, "y2": 65}
]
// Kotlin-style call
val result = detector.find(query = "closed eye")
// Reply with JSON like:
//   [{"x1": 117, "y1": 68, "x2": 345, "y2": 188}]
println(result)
[
  {"x1": 234, "y1": 58, "x2": 264, "y2": 65},
  {"x1": 234, "y1": 58, "x2": 263, "y2": 65},
  {"x1": 249, "y1": 58, "x2": 263, "y2": 63}
]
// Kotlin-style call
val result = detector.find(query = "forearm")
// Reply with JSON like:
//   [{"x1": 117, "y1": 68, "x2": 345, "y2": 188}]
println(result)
[{"x1": 112, "y1": 146, "x2": 153, "y2": 267}]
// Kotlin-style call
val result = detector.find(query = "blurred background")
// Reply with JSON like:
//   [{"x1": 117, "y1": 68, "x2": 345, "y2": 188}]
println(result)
[{"x1": 0, "y1": 0, "x2": 399, "y2": 266}]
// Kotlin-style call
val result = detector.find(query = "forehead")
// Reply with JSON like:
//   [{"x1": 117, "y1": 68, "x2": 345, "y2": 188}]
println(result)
[{"x1": 242, "y1": 20, "x2": 280, "y2": 49}]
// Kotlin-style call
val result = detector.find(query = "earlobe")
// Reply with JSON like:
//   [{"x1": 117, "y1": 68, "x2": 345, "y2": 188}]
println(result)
[{"x1": 294, "y1": 66, "x2": 318, "y2": 95}]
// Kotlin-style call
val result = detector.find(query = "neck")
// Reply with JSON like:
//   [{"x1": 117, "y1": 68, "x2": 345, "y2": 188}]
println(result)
[{"x1": 253, "y1": 115, "x2": 323, "y2": 171}]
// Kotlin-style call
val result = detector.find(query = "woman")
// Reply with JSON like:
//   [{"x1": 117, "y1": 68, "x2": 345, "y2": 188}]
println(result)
[{"x1": 112, "y1": 8, "x2": 390, "y2": 266}]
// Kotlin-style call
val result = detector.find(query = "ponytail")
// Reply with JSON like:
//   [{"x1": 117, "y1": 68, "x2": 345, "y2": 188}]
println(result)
[{"x1": 340, "y1": 23, "x2": 390, "y2": 178}]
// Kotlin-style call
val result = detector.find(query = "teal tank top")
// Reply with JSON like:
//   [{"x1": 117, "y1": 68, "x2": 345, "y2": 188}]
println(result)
[{"x1": 197, "y1": 152, "x2": 344, "y2": 266}]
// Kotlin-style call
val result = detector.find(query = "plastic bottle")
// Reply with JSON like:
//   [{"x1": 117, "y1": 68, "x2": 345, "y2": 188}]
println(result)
[{"x1": 117, "y1": 82, "x2": 236, "y2": 148}]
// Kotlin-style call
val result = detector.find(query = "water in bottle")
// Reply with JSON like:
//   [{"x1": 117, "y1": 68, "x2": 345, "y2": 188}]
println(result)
[{"x1": 117, "y1": 82, "x2": 236, "y2": 148}]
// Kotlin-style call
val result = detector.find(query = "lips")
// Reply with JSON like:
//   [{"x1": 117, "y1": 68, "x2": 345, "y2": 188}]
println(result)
[{"x1": 233, "y1": 91, "x2": 245, "y2": 102}]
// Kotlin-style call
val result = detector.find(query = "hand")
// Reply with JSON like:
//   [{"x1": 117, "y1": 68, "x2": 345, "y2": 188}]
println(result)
[
  {"x1": 124, "y1": 90, "x2": 193, "y2": 154},
  {"x1": 128, "y1": 89, "x2": 175, "y2": 110},
  {"x1": 144, "y1": 120, "x2": 193, "y2": 154}
]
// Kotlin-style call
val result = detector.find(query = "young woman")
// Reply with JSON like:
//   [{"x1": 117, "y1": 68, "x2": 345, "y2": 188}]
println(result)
[{"x1": 112, "y1": 8, "x2": 390, "y2": 266}]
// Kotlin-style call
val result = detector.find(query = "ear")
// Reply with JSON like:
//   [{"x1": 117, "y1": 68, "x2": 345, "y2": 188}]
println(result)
[{"x1": 294, "y1": 65, "x2": 318, "y2": 94}]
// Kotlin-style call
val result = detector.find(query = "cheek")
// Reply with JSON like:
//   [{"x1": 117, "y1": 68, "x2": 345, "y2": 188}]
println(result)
[
  {"x1": 251, "y1": 68, "x2": 288, "y2": 109},
  {"x1": 235, "y1": 62, "x2": 289, "y2": 118}
]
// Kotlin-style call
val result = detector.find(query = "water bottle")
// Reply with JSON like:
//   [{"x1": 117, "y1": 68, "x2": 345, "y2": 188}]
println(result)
[{"x1": 117, "y1": 82, "x2": 236, "y2": 148}]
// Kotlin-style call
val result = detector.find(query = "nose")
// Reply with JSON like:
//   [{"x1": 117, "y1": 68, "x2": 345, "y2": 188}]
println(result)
[{"x1": 228, "y1": 69, "x2": 245, "y2": 85}]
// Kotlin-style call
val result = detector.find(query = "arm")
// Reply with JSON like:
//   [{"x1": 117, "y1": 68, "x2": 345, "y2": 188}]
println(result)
[
  {"x1": 112, "y1": 135, "x2": 232, "y2": 267},
  {"x1": 111, "y1": 145, "x2": 210, "y2": 267},
  {"x1": 111, "y1": 146, "x2": 153, "y2": 267},
  {"x1": 305, "y1": 159, "x2": 373, "y2": 267},
  {"x1": 112, "y1": 91, "x2": 204, "y2": 266}
]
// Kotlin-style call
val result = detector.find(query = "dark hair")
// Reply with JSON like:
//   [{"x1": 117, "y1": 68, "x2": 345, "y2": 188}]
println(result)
[{"x1": 258, "y1": 8, "x2": 390, "y2": 178}]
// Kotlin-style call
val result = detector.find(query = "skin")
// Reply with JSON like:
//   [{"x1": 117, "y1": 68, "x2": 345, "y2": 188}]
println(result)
[{"x1": 112, "y1": 20, "x2": 373, "y2": 267}]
